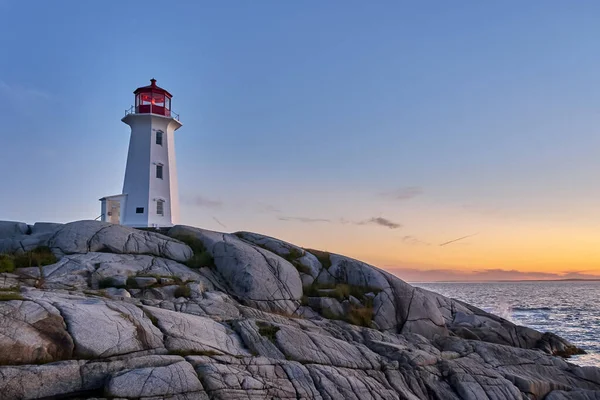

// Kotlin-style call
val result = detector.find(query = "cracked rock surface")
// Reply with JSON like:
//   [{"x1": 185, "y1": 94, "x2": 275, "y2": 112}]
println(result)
[{"x1": 0, "y1": 220, "x2": 597, "y2": 399}]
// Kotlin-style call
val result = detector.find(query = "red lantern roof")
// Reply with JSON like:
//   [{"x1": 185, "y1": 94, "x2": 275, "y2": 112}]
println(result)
[{"x1": 133, "y1": 78, "x2": 173, "y2": 98}]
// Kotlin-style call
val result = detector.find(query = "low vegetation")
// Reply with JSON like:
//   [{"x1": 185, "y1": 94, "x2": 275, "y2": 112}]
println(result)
[
  {"x1": 98, "y1": 277, "x2": 125, "y2": 289},
  {"x1": 0, "y1": 247, "x2": 57, "y2": 273},
  {"x1": 302, "y1": 282, "x2": 380, "y2": 327},
  {"x1": 303, "y1": 282, "x2": 380, "y2": 301},
  {"x1": 126, "y1": 276, "x2": 139, "y2": 289},
  {"x1": 303, "y1": 248, "x2": 332, "y2": 269},
  {"x1": 169, "y1": 349, "x2": 222, "y2": 357},
  {"x1": 256, "y1": 321, "x2": 280, "y2": 343},
  {"x1": 174, "y1": 284, "x2": 191, "y2": 298},
  {"x1": 0, "y1": 292, "x2": 24, "y2": 301},
  {"x1": 0, "y1": 255, "x2": 15, "y2": 273},
  {"x1": 171, "y1": 233, "x2": 215, "y2": 269}
]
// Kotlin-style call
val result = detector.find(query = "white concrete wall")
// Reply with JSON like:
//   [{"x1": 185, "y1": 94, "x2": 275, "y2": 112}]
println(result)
[{"x1": 121, "y1": 113, "x2": 182, "y2": 227}]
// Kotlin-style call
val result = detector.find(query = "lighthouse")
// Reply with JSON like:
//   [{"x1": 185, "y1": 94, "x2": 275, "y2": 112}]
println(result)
[{"x1": 99, "y1": 79, "x2": 183, "y2": 228}]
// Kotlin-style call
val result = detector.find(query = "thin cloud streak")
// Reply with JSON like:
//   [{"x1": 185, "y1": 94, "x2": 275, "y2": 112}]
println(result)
[
  {"x1": 402, "y1": 235, "x2": 431, "y2": 246},
  {"x1": 256, "y1": 202, "x2": 281, "y2": 213},
  {"x1": 183, "y1": 195, "x2": 223, "y2": 208},
  {"x1": 439, "y1": 233, "x2": 478, "y2": 246},
  {"x1": 278, "y1": 215, "x2": 402, "y2": 229},
  {"x1": 278, "y1": 216, "x2": 331, "y2": 223},
  {"x1": 381, "y1": 186, "x2": 423, "y2": 200}
]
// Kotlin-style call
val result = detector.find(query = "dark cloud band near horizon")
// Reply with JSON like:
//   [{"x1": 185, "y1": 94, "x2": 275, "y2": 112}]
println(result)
[{"x1": 385, "y1": 267, "x2": 600, "y2": 283}]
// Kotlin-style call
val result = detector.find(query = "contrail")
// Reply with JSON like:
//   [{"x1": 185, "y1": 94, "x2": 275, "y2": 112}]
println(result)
[
  {"x1": 212, "y1": 217, "x2": 227, "y2": 229},
  {"x1": 439, "y1": 233, "x2": 478, "y2": 247}
]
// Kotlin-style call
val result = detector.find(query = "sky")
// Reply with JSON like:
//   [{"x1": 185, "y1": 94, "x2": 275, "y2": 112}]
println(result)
[{"x1": 1, "y1": 1, "x2": 600, "y2": 281}]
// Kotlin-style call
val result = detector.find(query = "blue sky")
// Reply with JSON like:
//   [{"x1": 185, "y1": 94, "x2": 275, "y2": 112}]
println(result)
[{"x1": 2, "y1": 1, "x2": 600, "y2": 279}]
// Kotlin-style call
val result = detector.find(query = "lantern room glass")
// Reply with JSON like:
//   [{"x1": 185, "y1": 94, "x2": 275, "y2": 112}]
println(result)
[{"x1": 135, "y1": 92, "x2": 171, "y2": 116}]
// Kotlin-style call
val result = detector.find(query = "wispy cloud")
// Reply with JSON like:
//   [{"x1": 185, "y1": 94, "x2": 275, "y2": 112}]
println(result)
[
  {"x1": 381, "y1": 186, "x2": 423, "y2": 201},
  {"x1": 439, "y1": 233, "x2": 478, "y2": 247},
  {"x1": 256, "y1": 202, "x2": 281, "y2": 213},
  {"x1": 402, "y1": 235, "x2": 431, "y2": 246},
  {"x1": 386, "y1": 267, "x2": 600, "y2": 283},
  {"x1": 357, "y1": 217, "x2": 402, "y2": 229},
  {"x1": 278, "y1": 215, "x2": 402, "y2": 229},
  {"x1": 182, "y1": 195, "x2": 223, "y2": 208},
  {"x1": 278, "y1": 216, "x2": 331, "y2": 223}
]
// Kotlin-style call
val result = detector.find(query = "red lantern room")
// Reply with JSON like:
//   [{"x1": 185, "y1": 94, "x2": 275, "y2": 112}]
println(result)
[{"x1": 133, "y1": 78, "x2": 173, "y2": 117}]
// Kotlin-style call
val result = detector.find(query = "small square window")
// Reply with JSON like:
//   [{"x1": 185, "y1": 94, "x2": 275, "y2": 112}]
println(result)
[
  {"x1": 156, "y1": 164, "x2": 163, "y2": 179},
  {"x1": 136, "y1": 207, "x2": 144, "y2": 214},
  {"x1": 157, "y1": 200, "x2": 164, "y2": 216},
  {"x1": 156, "y1": 131, "x2": 163, "y2": 146}
]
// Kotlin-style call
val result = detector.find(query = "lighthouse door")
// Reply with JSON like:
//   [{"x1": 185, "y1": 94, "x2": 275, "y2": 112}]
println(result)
[{"x1": 107, "y1": 200, "x2": 121, "y2": 224}]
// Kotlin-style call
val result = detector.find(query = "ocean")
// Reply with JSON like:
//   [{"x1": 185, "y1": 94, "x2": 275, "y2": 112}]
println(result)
[{"x1": 413, "y1": 281, "x2": 600, "y2": 367}]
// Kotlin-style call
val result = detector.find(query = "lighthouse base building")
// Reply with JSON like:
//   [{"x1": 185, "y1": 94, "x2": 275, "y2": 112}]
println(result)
[{"x1": 99, "y1": 79, "x2": 182, "y2": 228}]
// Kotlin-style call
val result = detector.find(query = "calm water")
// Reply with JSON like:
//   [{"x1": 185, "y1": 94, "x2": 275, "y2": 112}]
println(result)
[{"x1": 413, "y1": 281, "x2": 600, "y2": 367}]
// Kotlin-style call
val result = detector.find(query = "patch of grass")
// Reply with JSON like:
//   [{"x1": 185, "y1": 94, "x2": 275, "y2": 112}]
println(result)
[
  {"x1": 302, "y1": 281, "x2": 379, "y2": 327},
  {"x1": 170, "y1": 349, "x2": 222, "y2": 357},
  {"x1": 142, "y1": 308, "x2": 159, "y2": 326},
  {"x1": 304, "y1": 282, "x2": 381, "y2": 302},
  {"x1": 83, "y1": 290, "x2": 112, "y2": 299},
  {"x1": 316, "y1": 301, "x2": 374, "y2": 327},
  {"x1": 300, "y1": 295, "x2": 310, "y2": 306},
  {"x1": 0, "y1": 255, "x2": 15, "y2": 273},
  {"x1": 256, "y1": 321, "x2": 280, "y2": 343},
  {"x1": 174, "y1": 284, "x2": 192, "y2": 298},
  {"x1": 171, "y1": 234, "x2": 215, "y2": 269},
  {"x1": 0, "y1": 292, "x2": 24, "y2": 301},
  {"x1": 347, "y1": 305, "x2": 374, "y2": 327},
  {"x1": 303, "y1": 248, "x2": 332, "y2": 269},
  {"x1": 98, "y1": 277, "x2": 125, "y2": 289},
  {"x1": 284, "y1": 247, "x2": 304, "y2": 262},
  {"x1": 11, "y1": 247, "x2": 57, "y2": 269},
  {"x1": 186, "y1": 252, "x2": 214, "y2": 269},
  {"x1": 294, "y1": 263, "x2": 313, "y2": 275},
  {"x1": 126, "y1": 276, "x2": 139, "y2": 289},
  {"x1": 0, "y1": 286, "x2": 19, "y2": 292}
]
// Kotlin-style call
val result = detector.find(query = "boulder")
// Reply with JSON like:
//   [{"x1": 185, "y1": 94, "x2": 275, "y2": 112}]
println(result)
[
  {"x1": 144, "y1": 305, "x2": 251, "y2": 356},
  {"x1": 189, "y1": 355, "x2": 320, "y2": 399},
  {"x1": 0, "y1": 221, "x2": 29, "y2": 238},
  {"x1": 0, "y1": 299, "x2": 74, "y2": 365},
  {"x1": 168, "y1": 226, "x2": 302, "y2": 314},
  {"x1": 48, "y1": 220, "x2": 192, "y2": 262},
  {"x1": 105, "y1": 360, "x2": 205, "y2": 398},
  {"x1": 0, "y1": 361, "x2": 84, "y2": 400},
  {"x1": 24, "y1": 291, "x2": 164, "y2": 358}
]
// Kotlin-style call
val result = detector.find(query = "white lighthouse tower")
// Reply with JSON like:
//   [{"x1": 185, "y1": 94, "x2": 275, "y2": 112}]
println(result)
[{"x1": 99, "y1": 79, "x2": 183, "y2": 228}]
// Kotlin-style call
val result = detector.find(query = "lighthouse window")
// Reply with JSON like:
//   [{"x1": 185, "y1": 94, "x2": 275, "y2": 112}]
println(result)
[
  {"x1": 156, "y1": 131, "x2": 163, "y2": 146},
  {"x1": 157, "y1": 200, "x2": 164, "y2": 216},
  {"x1": 152, "y1": 93, "x2": 165, "y2": 107},
  {"x1": 140, "y1": 93, "x2": 152, "y2": 105},
  {"x1": 165, "y1": 97, "x2": 171, "y2": 110},
  {"x1": 136, "y1": 207, "x2": 144, "y2": 214},
  {"x1": 156, "y1": 164, "x2": 163, "y2": 179}
]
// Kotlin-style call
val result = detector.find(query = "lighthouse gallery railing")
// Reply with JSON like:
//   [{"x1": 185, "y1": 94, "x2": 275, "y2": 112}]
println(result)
[{"x1": 124, "y1": 105, "x2": 180, "y2": 121}]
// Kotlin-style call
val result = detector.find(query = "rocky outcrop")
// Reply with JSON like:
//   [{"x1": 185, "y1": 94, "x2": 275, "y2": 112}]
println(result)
[
  {"x1": 169, "y1": 226, "x2": 303, "y2": 314},
  {"x1": 0, "y1": 220, "x2": 597, "y2": 399}
]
